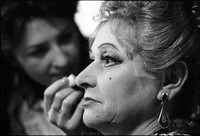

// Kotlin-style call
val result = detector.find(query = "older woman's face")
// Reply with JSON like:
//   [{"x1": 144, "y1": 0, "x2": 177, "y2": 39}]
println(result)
[
  {"x1": 76, "y1": 23, "x2": 161, "y2": 133},
  {"x1": 15, "y1": 17, "x2": 80, "y2": 86}
]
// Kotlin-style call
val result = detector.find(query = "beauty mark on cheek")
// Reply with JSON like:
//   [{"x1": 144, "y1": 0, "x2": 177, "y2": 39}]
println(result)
[{"x1": 109, "y1": 77, "x2": 112, "y2": 80}]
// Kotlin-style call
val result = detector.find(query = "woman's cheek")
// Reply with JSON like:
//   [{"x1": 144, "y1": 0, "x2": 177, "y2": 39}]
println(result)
[{"x1": 101, "y1": 75, "x2": 123, "y2": 114}]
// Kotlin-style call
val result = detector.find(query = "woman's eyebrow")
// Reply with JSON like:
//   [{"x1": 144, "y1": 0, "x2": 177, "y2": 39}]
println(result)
[
  {"x1": 57, "y1": 25, "x2": 75, "y2": 38},
  {"x1": 26, "y1": 42, "x2": 47, "y2": 50},
  {"x1": 98, "y1": 43, "x2": 119, "y2": 51}
]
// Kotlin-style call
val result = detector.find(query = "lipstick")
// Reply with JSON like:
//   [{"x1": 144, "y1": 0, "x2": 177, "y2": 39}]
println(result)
[{"x1": 82, "y1": 97, "x2": 101, "y2": 108}]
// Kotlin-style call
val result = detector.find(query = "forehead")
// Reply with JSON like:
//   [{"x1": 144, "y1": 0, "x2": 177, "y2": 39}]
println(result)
[
  {"x1": 25, "y1": 18, "x2": 67, "y2": 38},
  {"x1": 26, "y1": 17, "x2": 68, "y2": 34},
  {"x1": 18, "y1": 17, "x2": 75, "y2": 49},
  {"x1": 91, "y1": 21, "x2": 138, "y2": 59},
  {"x1": 91, "y1": 23, "x2": 121, "y2": 51}
]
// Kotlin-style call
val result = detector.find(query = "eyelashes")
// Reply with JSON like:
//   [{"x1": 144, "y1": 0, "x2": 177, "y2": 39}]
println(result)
[
  {"x1": 100, "y1": 55, "x2": 122, "y2": 67},
  {"x1": 89, "y1": 54, "x2": 123, "y2": 67}
]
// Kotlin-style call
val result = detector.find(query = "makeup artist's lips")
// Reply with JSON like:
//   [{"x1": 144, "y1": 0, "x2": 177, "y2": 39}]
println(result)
[
  {"x1": 50, "y1": 74, "x2": 65, "y2": 81},
  {"x1": 50, "y1": 73, "x2": 69, "y2": 84},
  {"x1": 82, "y1": 97, "x2": 102, "y2": 108},
  {"x1": 50, "y1": 70, "x2": 71, "y2": 80}
]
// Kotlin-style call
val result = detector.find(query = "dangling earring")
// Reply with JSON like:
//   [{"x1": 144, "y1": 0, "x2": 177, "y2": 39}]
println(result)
[{"x1": 158, "y1": 93, "x2": 170, "y2": 129}]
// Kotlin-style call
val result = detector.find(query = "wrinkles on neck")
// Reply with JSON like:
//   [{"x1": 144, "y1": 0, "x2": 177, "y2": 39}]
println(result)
[{"x1": 131, "y1": 116, "x2": 161, "y2": 135}]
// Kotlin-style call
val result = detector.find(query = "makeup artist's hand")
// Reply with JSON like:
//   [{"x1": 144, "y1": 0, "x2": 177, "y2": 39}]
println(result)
[{"x1": 44, "y1": 76, "x2": 86, "y2": 135}]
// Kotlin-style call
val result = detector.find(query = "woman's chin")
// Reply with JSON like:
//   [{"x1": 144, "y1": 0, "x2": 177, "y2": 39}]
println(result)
[
  {"x1": 83, "y1": 109, "x2": 105, "y2": 129},
  {"x1": 83, "y1": 112, "x2": 116, "y2": 135},
  {"x1": 83, "y1": 109, "x2": 113, "y2": 132},
  {"x1": 83, "y1": 110, "x2": 97, "y2": 128}
]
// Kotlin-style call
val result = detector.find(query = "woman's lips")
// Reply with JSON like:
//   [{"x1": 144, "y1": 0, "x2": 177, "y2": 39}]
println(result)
[{"x1": 82, "y1": 97, "x2": 101, "y2": 108}]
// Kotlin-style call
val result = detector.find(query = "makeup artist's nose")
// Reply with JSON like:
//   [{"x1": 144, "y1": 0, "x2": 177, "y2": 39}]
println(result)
[
  {"x1": 51, "y1": 43, "x2": 68, "y2": 68},
  {"x1": 76, "y1": 64, "x2": 96, "y2": 89}
]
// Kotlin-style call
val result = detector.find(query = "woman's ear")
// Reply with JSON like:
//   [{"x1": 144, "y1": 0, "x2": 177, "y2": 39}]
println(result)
[{"x1": 157, "y1": 61, "x2": 188, "y2": 101}]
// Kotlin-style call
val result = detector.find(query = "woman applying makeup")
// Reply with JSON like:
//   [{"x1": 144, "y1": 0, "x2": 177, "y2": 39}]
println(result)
[
  {"x1": 44, "y1": 1, "x2": 200, "y2": 135},
  {"x1": 1, "y1": 1, "x2": 91, "y2": 135}
]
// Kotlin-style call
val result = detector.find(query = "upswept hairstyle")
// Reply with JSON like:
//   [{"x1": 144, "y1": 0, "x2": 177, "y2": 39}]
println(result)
[{"x1": 95, "y1": 1, "x2": 199, "y2": 135}]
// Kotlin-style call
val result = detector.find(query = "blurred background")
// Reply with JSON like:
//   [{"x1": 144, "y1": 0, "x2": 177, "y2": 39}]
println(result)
[{"x1": 75, "y1": 1, "x2": 103, "y2": 37}]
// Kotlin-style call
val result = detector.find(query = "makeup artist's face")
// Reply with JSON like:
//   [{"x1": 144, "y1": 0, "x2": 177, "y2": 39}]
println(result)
[
  {"x1": 76, "y1": 23, "x2": 160, "y2": 133},
  {"x1": 15, "y1": 17, "x2": 80, "y2": 86}
]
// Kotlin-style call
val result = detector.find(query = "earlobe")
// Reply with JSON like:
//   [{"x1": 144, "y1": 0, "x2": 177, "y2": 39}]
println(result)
[{"x1": 157, "y1": 61, "x2": 188, "y2": 101}]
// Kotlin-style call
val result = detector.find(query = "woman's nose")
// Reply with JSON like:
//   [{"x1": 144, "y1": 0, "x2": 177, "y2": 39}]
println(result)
[{"x1": 76, "y1": 64, "x2": 96, "y2": 89}]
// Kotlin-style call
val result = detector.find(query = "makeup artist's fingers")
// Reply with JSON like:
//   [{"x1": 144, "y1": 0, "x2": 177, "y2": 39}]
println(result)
[
  {"x1": 60, "y1": 91, "x2": 83, "y2": 119},
  {"x1": 59, "y1": 102, "x2": 85, "y2": 135},
  {"x1": 48, "y1": 89, "x2": 82, "y2": 127},
  {"x1": 57, "y1": 91, "x2": 83, "y2": 130},
  {"x1": 51, "y1": 88, "x2": 74, "y2": 111},
  {"x1": 44, "y1": 77, "x2": 69, "y2": 114},
  {"x1": 67, "y1": 98, "x2": 84, "y2": 129},
  {"x1": 48, "y1": 104, "x2": 60, "y2": 125}
]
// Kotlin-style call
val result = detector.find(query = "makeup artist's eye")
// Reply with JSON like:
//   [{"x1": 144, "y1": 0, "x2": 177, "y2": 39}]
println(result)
[
  {"x1": 100, "y1": 55, "x2": 122, "y2": 67},
  {"x1": 28, "y1": 44, "x2": 49, "y2": 57}
]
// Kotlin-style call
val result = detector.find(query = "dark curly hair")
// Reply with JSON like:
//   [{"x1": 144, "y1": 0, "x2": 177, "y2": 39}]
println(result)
[
  {"x1": 1, "y1": 1, "x2": 89, "y2": 135},
  {"x1": 95, "y1": 1, "x2": 200, "y2": 135}
]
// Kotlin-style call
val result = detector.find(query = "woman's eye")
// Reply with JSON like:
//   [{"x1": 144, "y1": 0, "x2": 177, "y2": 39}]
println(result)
[
  {"x1": 28, "y1": 47, "x2": 48, "y2": 57},
  {"x1": 101, "y1": 55, "x2": 122, "y2": 67}
]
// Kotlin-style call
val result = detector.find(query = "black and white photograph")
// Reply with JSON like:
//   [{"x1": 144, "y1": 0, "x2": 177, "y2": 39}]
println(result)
[{"x1": 1, "y1": 1, "x2": 199, "y2": 135}]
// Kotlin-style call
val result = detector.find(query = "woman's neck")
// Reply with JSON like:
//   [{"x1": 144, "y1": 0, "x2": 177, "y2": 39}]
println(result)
[
  {"x1": 130, "y1": 116, "x2": 161, "y2": 135},
  {"x1": 98, "y1": 115, "x2": 161, "y2": 135}
]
